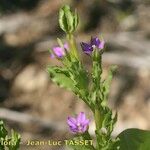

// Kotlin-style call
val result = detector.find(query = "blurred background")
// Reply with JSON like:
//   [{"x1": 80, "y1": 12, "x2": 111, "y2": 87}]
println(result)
[{"x1": 0, "y1": 0, "x2": 150, "y2": 149}]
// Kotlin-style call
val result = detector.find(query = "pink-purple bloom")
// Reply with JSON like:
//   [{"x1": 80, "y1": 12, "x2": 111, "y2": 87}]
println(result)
[
  {"x1": 67, "y1": 112, "x2": 90, "y2": 134},
  {"x1": 51, "y1": 43, "x2": 68, "y2": 58},
  {"x1": 81, "y1": 37, "x2": 104, "y2": 54}
]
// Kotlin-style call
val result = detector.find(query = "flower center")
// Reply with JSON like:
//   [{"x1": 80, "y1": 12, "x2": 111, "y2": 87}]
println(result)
[
  {"x1": 77, "y1": 123, "x2": 82, "y2": 131},
  {"x1": 92, "y1": 45, "x2": 96, "y2": 49},
  {"x1": 77, "y1": 123, "x2": 80, "y2": 127}
]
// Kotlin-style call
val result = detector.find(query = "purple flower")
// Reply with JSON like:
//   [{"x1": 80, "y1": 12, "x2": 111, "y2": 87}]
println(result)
[
  {"x1": 91, "y1": 37, "x2": 105, "y2": 49},
  {"x1": 67, "y1": 112, "x2": 90, "y2": 134},
  {"x1": 51, "y1": 43, "x2": 68, "y2": 58},
  {"x1": 80, "y1": 42, "x2": 93, "y2": 54},
  {"x1": 81, "y1": 37, "x2": 104, "y2": 54}
]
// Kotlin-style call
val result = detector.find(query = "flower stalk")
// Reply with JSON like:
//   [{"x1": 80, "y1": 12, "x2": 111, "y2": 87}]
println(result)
[
  {"x1": 67, "y1": 33, "x2": 79, "y2": 60},
  {"x1": 48, "y1": 5, "x2": 119, "y2": 150}
]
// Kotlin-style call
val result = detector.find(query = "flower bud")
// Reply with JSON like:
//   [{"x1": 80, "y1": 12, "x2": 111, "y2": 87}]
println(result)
[{"x1": 59, "y1": 5, "x2": 79, "y2": 34}]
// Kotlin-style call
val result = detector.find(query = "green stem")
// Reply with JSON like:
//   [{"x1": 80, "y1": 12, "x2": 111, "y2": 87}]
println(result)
[
  {"x1": 94, "y1": 109, "x2": 103, "y2": 131},
  {"x1": 94, "y1": 108, "x2": 104, "y2": 150},
  {"x1": 92, "y1": 50, "x2": 102, "y2": 96},
  {"x1": 81, "y1": 131, "x2": 96, "y2": 150},
  {"x1": 67, "y1": 33, "x2": 79, "y2": 60},
  {"x1": 92, "y1": 50, "x2": 103, "y2": 129},
  {"x1": 92, "y1": 50, "x2": 104, "y2": 149}
]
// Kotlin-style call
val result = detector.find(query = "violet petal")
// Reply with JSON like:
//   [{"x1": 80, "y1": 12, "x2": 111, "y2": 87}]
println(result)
[
  {"x1": 64, "y1": 43, "x2": 69, "y2": 50},
  {"x1": 91, "y1": 37, "x2": 101, "y2": 47},
  {"x1": 52, "y1": 46, "x2": 64, "y2": 58},
  {"x1": 82, "y1": 119, "x2": 90, "y2": 126},
  {"x1": 77, "y1": 112, "x2": 86, "y2": 124},
  {"x1": 81, "y1": 42, "x2": 93, "y2": 53},
  {"x1": 98, "y1": 40, "x2": 105, "y2": 49},
  {"x1": 67, "y1": 117, "x2": 77, "y2": 128}
]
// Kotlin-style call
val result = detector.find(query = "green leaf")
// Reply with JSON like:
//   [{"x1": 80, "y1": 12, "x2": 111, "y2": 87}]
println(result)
[
  {"x1": 72, "y1": 62, "x2": 88, "y2": 89},
  {"x1": 7, "y1": 130, "x2": 21, "y2": 150},
  {"x1": 69, "y1": 61, "x2": 89, "y2": 98},
  {"x1": 0, "y1": 121, "x2": 7, "y2": 150},
  {"x1": 68, "y1": 135, "x2": 95, "y2": 150},
  {"x1": 57, "y1": 38, "x2": 64, "y2": 48},
  {"x1": 73, "y1": 10, "x2": 79, "y2": 31},
  {"x1": 0, "y1": 120, "x2": 21, "y2": 150},
  {"x1": 64, "y1": 6, "x2": 74, "y2": 32},
  {"x1": 70, "y1": 145, "x2": 92, "y2": 150},
  {"x1": 101, "y1": 65, "x2": 117, "y2": 106},
  {"x1": 59, "y1": 7, "x2": 68, "y2": 32},
  {"x1": 114, "y1": 128, "x2": 150, "y2": 150},
  {"x1": 102, "y1": 108, "x2": 117, "y2": 134},
  {"x1": 0, "y1": 120, "x2": 7, "y2": 138},
  {"x1": 47, "y1": 66, "x2": 76, "y2": 92}
]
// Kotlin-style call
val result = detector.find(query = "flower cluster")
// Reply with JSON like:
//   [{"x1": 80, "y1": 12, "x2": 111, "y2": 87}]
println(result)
[
  {"x1": 50, "y1": 37, "x2": 104, "y2": 58},
  {"x1": 50, "y1": 36, "x2": 104, "y2": 136},
  {"x1": 47, "y1": 5, "x2": 150, "y2": 150}
]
